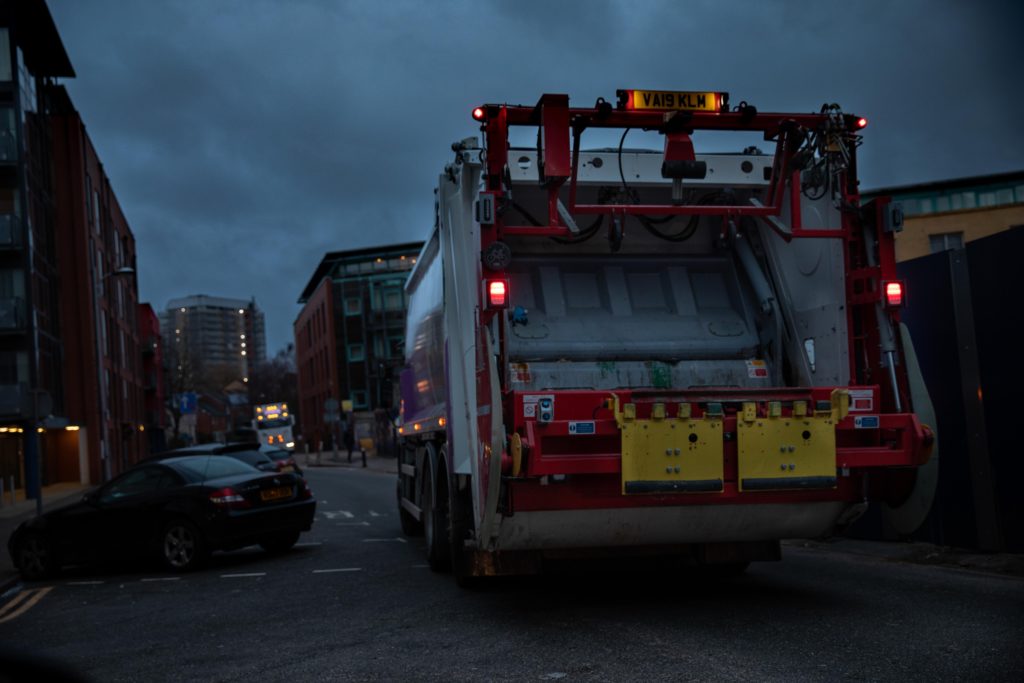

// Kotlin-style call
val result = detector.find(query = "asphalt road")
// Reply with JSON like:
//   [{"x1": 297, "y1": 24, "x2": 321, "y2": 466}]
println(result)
[{"x1": 1, "y1": 466, "x2": 1021, "y2": 682}]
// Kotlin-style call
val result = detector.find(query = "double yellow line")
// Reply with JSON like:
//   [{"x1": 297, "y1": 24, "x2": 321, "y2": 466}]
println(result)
[{"x1": 0, "y1": 586, "x2": 53, "y2": 624}]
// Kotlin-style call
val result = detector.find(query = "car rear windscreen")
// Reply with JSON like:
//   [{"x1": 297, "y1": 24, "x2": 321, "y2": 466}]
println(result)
[{"x1": 173, "y1": 456, "x2": 258, "y2": 482}]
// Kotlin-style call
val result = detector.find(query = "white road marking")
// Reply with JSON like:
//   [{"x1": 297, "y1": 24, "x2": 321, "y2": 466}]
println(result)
[
  {"x1": 221, "y1": 572, "x2": 266, "y2": 578},
  {"x1": 362, "y1": 537, "x2": 407, "y2": 544},
  {"x1": 336, "y1": 521, "x2": 370, "y2": 527},
  {"x1": 294, "y1": 542, "x2": 323, "y2": 547},
  {"x1": 66, "y1": 580, "x2": 105, "y2": 586},
  {"x1": 368, "y1": 510, "x2": 382, "y2": 517},
  {"x1": 322, "y1": 510, "x2": 355, "y2": 520},
  {"x1": 141, "y1": 577, "x2": 180, "y2": 582},
  {"x1": 312, "y1": 568, "x2": 362, "y2": 574}
]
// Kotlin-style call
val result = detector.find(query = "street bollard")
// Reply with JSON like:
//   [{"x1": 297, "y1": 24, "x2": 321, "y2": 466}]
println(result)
[{"x1": 362, "y1": 448, "x2": 367, "y2": 468}]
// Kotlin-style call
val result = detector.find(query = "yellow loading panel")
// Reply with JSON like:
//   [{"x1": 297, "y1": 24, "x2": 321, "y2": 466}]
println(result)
[
  {"x1": 617, "y1": 401, "x2": 723, "y2": 495},
  {"x1": 737, "y1": 394, "x2": 847, "y2": 491}
]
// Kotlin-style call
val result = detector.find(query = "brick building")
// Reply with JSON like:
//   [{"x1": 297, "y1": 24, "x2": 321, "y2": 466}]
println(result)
[
  {"x1": 864, "y1": 170, "x2": 1024, "y2": 262},
  {"x1": 138, "y1": 303, "x2": 166, "y2": 454},
  {"x1": 294, "y1": 242, "x2": 421, "y2": 449},
  {"x1": 0, "y1": 1, "x2": 146, "y2": 500},
  {"x1": 51, "y1": 84, "x2": 145, "y2": 483}
]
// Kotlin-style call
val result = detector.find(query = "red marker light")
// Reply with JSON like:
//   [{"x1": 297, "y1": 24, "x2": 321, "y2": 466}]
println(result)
[
  {"x1": 884, "y1": 281, "x2": 903, "y2": 307},
  {"x1": 856, "y1": 117, "x2": 868, "y2": 129},
  {"x1": 472, "y1": 107, "x2": 486, "y2": 121},
  {"x1": 487, "y1": 280, "x2": 508, "y2": 308}
]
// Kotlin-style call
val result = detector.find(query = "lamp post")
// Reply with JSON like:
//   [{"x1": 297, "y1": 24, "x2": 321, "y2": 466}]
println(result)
[{"x1": 94, "y1": 266, "x2": 135, "y2": 482}]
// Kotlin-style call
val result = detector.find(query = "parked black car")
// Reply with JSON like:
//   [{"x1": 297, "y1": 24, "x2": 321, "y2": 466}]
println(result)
[
  {"x1": 262, "y1": 447, "x2": 303, "y2": 475},
  {"x1": 7, "y1": 455, "x2": 316, "y2": 580}
]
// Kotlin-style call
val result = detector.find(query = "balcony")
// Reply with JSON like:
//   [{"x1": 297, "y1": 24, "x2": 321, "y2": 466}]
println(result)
[
  {"x1": 0, "y1": 297, "x2": 26, "y2": 332},
  {"x1": 0, "y1": 214, "x2": 23, "y2": 250}
]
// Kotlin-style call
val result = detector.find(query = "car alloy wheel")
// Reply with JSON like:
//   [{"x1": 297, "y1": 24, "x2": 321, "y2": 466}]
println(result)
[
  {"x1": 162, "y1": 521, "x2": 200, "y2": 570},
  {"x1": 18, "y1": 534, "x2": 53, "y2": 581}
]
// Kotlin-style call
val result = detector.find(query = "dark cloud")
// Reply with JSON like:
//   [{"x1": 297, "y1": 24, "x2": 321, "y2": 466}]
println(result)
[{"x1": 47, "y1": 0, "x2": 1024, "y2": 352}]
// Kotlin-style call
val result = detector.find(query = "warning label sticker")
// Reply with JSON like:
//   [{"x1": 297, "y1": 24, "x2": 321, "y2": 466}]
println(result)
[
  {"x1": 848, "y1": 388, "x2": 874, "y2": 412},
  {"x1": 568, "y1": 421, "x2": 595, "y2": 435},
  {"x1": 854, "y1": 415, "x2": 880, "y2": 429},
  {"x1": 510, "y1": 363, "x2": 532, "y2": 384},
  {"x1": 746, "y1": 359, "x2": 769, "y2": 379}
]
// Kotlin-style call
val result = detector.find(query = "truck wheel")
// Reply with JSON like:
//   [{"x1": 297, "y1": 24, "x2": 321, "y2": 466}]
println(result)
[
  {"x1": 423, "y1": 460, "x2": 451, "y2": 572},
  {"x1": 397, "y1": 479, "x2": 423, "y2": 536},
  {"x1": 448, "y1": 469, "x2": 477, "y2": 587}
]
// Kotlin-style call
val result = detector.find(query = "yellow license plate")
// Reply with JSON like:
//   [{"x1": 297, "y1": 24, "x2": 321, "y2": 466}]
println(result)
[
  {"x1": 260, "y1": 487, "x2": 292, "y2": 502},
  {"x1": 626, "y1": 90, "x2": 721, "y2": 112},
  {"x1": 280, "y1": 466, "x2": 294, "y2": 473}
]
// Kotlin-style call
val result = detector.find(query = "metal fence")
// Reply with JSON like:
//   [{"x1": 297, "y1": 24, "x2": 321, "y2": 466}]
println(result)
[{"x1": 849, "y1": 226, "x2": 1023, "y2": 552}]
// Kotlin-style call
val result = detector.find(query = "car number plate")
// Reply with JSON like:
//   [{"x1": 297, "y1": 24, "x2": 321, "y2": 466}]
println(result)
[
  {"x1": 260, "y1": 487, "x2": 292, "y2": 502},
  {"x1": 280, "y1": 466, "x2": 294, "y2": 473}
]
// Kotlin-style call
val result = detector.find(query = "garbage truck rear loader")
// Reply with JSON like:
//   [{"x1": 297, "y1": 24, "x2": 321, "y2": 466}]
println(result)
[{"x1": 397, "y1": 90, "x2": 935, "y2": 582}]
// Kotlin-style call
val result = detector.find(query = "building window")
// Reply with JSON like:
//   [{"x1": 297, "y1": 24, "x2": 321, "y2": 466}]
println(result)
[
  {"x1": 929, "y1": 232, "x2": 963, "y2": 253},
  {"x1": 347, "y1": 343, "x2": 365, "y2": 362},
  {"x1": 344, "y1": 297, "x2": 361, "y2": 316},
  {"x1": 383, "y1": 287, "x2": 404, "y2": 311},
  {"x1": 351, "y1": 390, "x2": 368, "y2": 409}
]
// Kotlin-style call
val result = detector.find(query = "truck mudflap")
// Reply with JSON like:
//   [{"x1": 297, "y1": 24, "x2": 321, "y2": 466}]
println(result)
[{"x1": 615, "y1": 390, "x2": 849, "y2": 495}]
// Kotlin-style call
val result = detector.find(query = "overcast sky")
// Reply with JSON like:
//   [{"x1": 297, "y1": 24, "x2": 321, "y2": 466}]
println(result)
[{"x1": 47, "y1": 0, "x2": 1024, "y2": 353}]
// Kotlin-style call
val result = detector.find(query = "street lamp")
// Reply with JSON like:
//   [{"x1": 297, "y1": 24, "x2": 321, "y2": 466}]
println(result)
[{"x1": 94, "y1": 265, "x2": 135, "y2": 482}]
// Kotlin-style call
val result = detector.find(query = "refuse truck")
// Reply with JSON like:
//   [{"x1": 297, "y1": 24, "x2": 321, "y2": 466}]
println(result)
[{"x1": 396, "y1": 90, "x2": 936, "y2": 582}]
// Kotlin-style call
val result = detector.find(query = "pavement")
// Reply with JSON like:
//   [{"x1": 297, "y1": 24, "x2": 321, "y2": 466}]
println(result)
[{"x1": 2, "y1": 448, "x2": 1020, "y2": 595}]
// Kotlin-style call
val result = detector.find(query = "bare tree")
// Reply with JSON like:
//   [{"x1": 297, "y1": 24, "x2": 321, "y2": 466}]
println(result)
[{"x1": 247, "y1": 343, "x2": 298, "y2": 414}]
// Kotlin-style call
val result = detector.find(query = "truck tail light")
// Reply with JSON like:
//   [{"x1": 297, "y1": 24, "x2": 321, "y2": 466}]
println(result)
[
  {"x1": 884, "y1": 281, "x2": 904, "y2": 307},
  {"x1": 472, "y1": 107, "x2": 486, "y2": 121},
  {"x1": 487, "y1": 280, "x2": 509, "y2": 308}
]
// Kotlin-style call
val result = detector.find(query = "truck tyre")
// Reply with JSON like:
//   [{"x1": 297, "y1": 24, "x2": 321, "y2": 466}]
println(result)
[
  {"x1": 422, "y1": 457, "x2": 451, "y2": 572},
  {"x1": 446, "y1": 453, "x2": 477, "y2": 587}
]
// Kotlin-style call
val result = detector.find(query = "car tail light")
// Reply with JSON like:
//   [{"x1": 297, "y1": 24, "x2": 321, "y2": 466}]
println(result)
[
  {"x1": 883, "y1": 280, "x2": 904, "y2": 307},
  {"x1": 209, "y1": 487, "x2": 250, "y2": 509},
  {"x1": 297, "y1": 480, "x2": 313, "y2": 501}
]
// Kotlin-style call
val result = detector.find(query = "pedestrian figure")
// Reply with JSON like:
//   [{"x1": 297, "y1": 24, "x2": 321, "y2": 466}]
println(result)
[{"x1": 343, "y1": 420, "x2": 355, "y2": 463}]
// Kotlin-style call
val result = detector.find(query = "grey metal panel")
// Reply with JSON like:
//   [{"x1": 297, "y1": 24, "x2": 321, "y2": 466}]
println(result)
[
  {"x1": 495, "y1": 501, "x2": 849, "y2": 549},
  {"x1": 508, "y1": 151, "x2": 773, "y2": 189},
  {"x1": 507, "y1": 360, "x2": 771, "y2": 392},
  {"x1": 758, "y1": 196, "x2": 849, "y2": 386},
  {"x1": 507, "y1": 255, "x2": 760, "y2": 362}
]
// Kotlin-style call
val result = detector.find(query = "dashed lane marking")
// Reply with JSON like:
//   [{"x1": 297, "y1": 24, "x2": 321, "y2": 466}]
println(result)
[
  {"x1": 220, "y1": 572, "x2": 266, "y2": 578},
  {"x1": 362, "y1": 537, "x2": 407, "y2": 543},
  {"x1": 294, "y1": 541, "x2": 323, "y2": 547},
  {"x1": 311, "y1": 568, "x2": 362, "y2": 574},
  {"x1": 337, "y1": 522, "x2": 370, "y2": 527},
  {"x1": 0, "y1": 586, "x2": 54, "y2": 624},
  {"x1": 321, "y1": 510, "x2": 354, "y2": 520},
  {"x1": 368, "y1": 510, "x2": 382, "y2": 517},
  {"x1": 140, "y1": 577, "x2": 180, "y2": 582}
]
